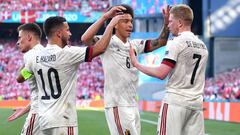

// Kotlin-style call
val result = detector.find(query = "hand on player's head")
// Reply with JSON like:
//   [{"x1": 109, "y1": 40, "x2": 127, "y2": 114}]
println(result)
[
  {"x1": 108, "y1": 14, "x2": 129, "y2": 27},
  {"x1": 103, "y1": 6, "x2": 126, "y2": 19},
  {"x1": 162, "y1": 5, "x2": 171, "y2": 25}
]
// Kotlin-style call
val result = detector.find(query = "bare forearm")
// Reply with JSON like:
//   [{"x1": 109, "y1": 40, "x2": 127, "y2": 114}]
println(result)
[
  {"x1": 20, "y1": 104, "x2": 30, "y2": 116},
  {"x1": 92, "y1": 25, "x2": 114, "y2": 58},
  {"x1": 135, "y1": 63, "x2": 165, "y2": 79},
  {"x1": 149, "y1": 24, "x2": 169, "y2": 51},
  {"x1": 134, "y1": 61, "x2": 172, "y2": 80},
  {"x1": 81, "y1": 16, "x2": 107, "y2": 45},
  {"x1": 24, "y1": 103, "x2": 31, "y2": 113}
]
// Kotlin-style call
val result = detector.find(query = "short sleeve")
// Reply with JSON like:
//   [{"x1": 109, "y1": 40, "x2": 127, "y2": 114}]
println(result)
[
  {"x1": 23, "y1": 54, "x2": 28, "y2": 64},
  {"x1": 23, "y1": 56, "x2": 34, "y2": 78},
  {"x1": 130, "y1": 39, "x2": 151, "y2": 54},
  {"x1": 23, "y1": 51, "x2": 31, "y2": 65},
  {"x1": 65, "y1": 46, "x2": 93, "y2": 65},
  {"x1": 161, "y1": 40, "x2": 181, "y2": 68}
]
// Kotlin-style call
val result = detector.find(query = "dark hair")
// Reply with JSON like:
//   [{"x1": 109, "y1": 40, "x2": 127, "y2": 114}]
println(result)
[
  {"x1": 18, "y1": 23, "x2": 42, "y2": 39},
  {"x1": 106, "y1": 4, "x2": 134, "y2": 34},
  {"x1": 43, "y1": 16, "x2": 66, "y2": 38}
]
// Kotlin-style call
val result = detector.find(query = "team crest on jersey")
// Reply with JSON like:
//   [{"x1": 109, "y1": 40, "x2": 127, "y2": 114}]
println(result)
[
  {"x1": 125, "y1": 129, "x2": 131, "y2": 135},
  {"x1": 165, "y1": 50, "x2": 169, "y2": 55},
  {"x1": 140, "y1": 40, "x2": 144, "y2": 45}
]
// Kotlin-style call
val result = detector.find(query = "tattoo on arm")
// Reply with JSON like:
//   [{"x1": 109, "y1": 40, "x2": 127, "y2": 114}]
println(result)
[
  {"x1": 151, "y1": 25, "x2": 169, "y2": 47},
  {"x1": 150, "y1": 39, "x2": 158, "y2": 47},
  {"x1": 91, "y1": 37, "x2": 100, "y2": 45},
  {"x1": 160, "y1": 26, "x2": 169, "y2": 40}
]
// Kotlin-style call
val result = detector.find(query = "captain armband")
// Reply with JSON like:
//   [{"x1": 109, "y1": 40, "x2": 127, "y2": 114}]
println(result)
[{"x1": 20, "y1": 68, "x2": 33, "y2": 80}]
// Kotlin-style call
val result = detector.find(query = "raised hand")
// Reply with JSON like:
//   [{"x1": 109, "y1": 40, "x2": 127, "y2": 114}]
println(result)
[
  {"x1": 129, "y1": 44, "x2": 138, "y2": 67},
  {"x1": 162, "y1": 5, "x2": 171, "y2": 26},
  {"x1": 108, "y1": 14, "x2": 129, "y2": 27},
  {"x1": 103, "y1": 6, "x2": 126, "y2": 19}
]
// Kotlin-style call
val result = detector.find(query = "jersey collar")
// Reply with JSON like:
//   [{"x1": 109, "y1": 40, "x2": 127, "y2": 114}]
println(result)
[
  {"x1": 112, "y1": 35, "x2": 130, "y2": 47},
  {"x1": 178, "y1": 31, "x2": 194, "y2": 36},
  {"x1": 32, "y1": 43, "x2": 43, "y2": 50},
  {"x1": 46, "y1": 44, "x2": 62, "y2": 49}
]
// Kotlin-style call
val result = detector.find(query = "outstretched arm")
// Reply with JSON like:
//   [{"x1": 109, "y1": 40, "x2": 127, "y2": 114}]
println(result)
[
  {"x1": 7, "y1": 103, "x2": 31, "y2": 122},
  {"x1": 91, "y1": 14, "x2": 129, "y2": 58},
  {"x1": 146, "y1": 5, "x2": 171, "y2": 52},
  {"x1": 81, "y1": 6, "x2": 126, "y2": 46},
  {"x1": 129, "y1": 44, "x2": 172, "y2": 80}
]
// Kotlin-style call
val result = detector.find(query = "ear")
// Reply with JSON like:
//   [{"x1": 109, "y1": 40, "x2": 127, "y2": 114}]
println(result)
[
  {"x1": 27, "y1": 34, "x2": 32, "y2": 42},
  {"x1": 56, "y1": 30, "x2": 62, "y2": 38},
  {"x1": 178, "y1": 19, "x2": 183, "y2": 28},
  {"x1": 114, "y1": 23, "x2": 119, "y2": 30}
]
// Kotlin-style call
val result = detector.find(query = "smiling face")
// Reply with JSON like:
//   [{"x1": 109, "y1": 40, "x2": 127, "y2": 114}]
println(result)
[{"x1": 115, "y1": 14, "x2": 133, "y2": 40}]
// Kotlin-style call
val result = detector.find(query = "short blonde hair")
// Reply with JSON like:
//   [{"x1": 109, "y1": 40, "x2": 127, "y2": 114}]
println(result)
[{"x1": 170, "y1": 4, "x2": 194, "y2": 26}]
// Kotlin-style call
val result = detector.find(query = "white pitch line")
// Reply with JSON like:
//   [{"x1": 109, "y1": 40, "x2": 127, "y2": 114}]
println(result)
[
  {"x1": 141, "y1": 119, "x2": 158, "y2": 125},
  {"x1": 141, "y1": 119, "x2": 210, "y2": 135}
]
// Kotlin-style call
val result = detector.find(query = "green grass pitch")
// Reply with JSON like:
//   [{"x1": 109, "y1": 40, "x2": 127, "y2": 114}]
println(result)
[{"x1": 0, "y1": 108, "x2": 239, "y2": 135}]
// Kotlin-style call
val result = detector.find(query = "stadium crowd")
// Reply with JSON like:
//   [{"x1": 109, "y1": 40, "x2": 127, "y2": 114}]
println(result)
[
  {"x1": 204, "y1": 68, "x2": 240, "y2": 101},
  {"x1": 0, "y1": 40, "x2": 104, "y2": 100},
  {"x1": 0, "y1": 0, "x2": 109, "y2": 12},
  {"x1": 0, "y1": 40, "x2": 240, "y2": 101}
]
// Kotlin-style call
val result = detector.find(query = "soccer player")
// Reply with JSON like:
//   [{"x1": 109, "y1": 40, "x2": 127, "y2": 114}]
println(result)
[
  {"x1": 81, "y1": 4, "x2": 170, "y2": 135},
  {"x1": 21, "y1": 15, "x2": 128, "y2": 135},
  {"x1": 129, "y1": 4, "x2": 209, "y2": 135},
  {"x1": 7, "y1": 23, "x2": 44, "y2": 135}
]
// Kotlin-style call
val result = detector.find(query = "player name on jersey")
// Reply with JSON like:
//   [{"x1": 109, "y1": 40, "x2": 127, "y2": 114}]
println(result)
[
  {"x1": 186, "y1": 41, "x2": 207, "y2": 50},
  {"x1": 36, "y1": 54, "x2": 56, "y2": 63}
]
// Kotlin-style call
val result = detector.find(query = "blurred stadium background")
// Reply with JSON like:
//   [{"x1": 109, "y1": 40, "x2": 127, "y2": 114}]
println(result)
[{"x1": 0, "y1": 0, "x2": 240, "y2": 135}]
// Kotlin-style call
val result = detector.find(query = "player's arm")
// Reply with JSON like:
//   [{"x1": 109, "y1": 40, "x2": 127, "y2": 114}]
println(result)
[
  {"x1": 7, "y1": 103, "x2": 31, "y2": 122},
  {"x1": 129, "y1": 44, "x2": 174, "y2": 80},
  {"x1": 16, "y1": 66, "x2": 24, "y2": 83},
  {"x1": 81, "y1": 6, "x2": 126, "y2": 46},
  {"x1": 145, "y1": 5, "x2": 171, "y2": 52},
  {"x1": 16, "y1": 68, "x2": 33, "y2": 83},
  {"x1": 91, "y1": 14, "x2": 129, "y2": 58}
]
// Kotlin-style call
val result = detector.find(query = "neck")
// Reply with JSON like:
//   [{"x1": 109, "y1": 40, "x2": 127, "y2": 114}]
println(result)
[
  {"x1": 48, "y1": 37, "x2": 64, "y2": 48},
  {"x1": 115, "y1": 32, "x2": 127, "y2": 43},
  {"x1": 178, "y1": 26, "x2": 191, "y2": 34},
  {"x1": 29, "y1": 40, "x2": 40, "y2": 49}
]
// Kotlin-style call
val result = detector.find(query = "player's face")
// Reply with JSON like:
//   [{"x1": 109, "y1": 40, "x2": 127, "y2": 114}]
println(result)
[
  {"x1": 61, "y1": 22, "x2": 72, "y2": 46},
  {"x1": 115, "y1": 14, "x2": 133, "y2": 39},
  {"x1": 168, "y1": 14, "x2": 180, "y2": 36},
  {"x1": 17, "y1": 30, "x2": 31, "y2": 53}
]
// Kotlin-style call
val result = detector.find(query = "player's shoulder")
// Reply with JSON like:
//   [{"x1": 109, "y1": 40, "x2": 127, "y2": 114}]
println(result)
[
  {"x1": 63, "y1": 45, "x2": 85, "y2": 50},
  {"x1": 24, "y1": 46, "x2": 43, "y2": 61},
  {"x1": 128, "y1": 39, "x2": 147, "y2": 47},
  {"x1": 166, "y1": 37, "x2": 179, "y2": 47},
  {"x1": 62, "y1": 45, "x2": 87, "y2": 54},
  {"x1": 165, "y1": 37, "x2": 185, "y2": 53}
]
